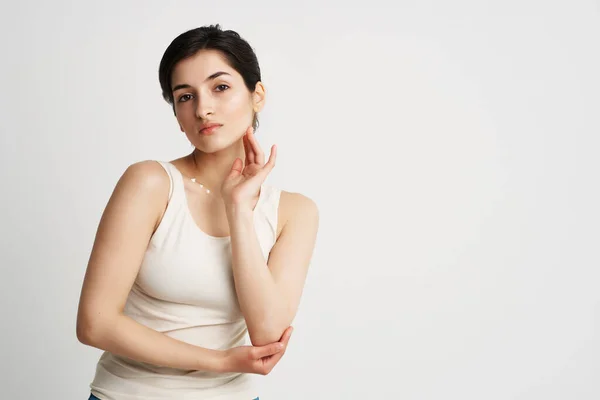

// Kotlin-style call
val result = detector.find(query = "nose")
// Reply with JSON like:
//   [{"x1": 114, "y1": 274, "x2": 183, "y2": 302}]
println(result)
[{"x1": 195, "y1": 91, "x2": 214, "y2": 119}]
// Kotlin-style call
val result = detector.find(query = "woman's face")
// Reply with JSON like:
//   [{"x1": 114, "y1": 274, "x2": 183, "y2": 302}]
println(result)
[{"x1": 171, "y1": 49, "x2": 265, "y2": 153}]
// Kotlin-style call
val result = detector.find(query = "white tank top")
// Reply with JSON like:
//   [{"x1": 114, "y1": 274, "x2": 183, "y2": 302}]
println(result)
[{"x1": 89, "y1": 161, "x2": 281, "y2": 400}]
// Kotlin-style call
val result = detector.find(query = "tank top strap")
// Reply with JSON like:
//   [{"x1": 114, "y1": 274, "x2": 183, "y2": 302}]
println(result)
[
  {"x1": 154, "y1": 161, "x2": 186, "y2": 202},
  {"x1": 258, "y1": 184, "x2": 281, "y2": 215},
  {"x1": 254, "y1": 184, "x2": 282, "y2": 243}
]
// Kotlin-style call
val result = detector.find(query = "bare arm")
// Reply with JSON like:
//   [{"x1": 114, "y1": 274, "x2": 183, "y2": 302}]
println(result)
[
  {"x1": 227, "y1": 191, "x2": 319, "y2": 346},
  {"x1": 76, "y1": 161, "x2": 225, "y2": 371}
]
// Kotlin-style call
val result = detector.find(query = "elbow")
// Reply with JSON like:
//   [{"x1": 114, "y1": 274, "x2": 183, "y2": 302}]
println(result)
[
  {"x1": 245, "y1": 300, "x2": 297, "y2": 346},
  {"x1": 76, "y1": 318, "x2": 95, "y2": 345},
  {"x1": 76, "y1": 311, "x2": 111, "y2": 347},
  {"x1": 247, "y1": 315, "x2": 292, "y2": 347},
  {"x1": 76, "y1": 313, "x2": 102, "y2": 346},
  {"x1": 248, "y1": 328, "x2": 285, "y2": 347}
]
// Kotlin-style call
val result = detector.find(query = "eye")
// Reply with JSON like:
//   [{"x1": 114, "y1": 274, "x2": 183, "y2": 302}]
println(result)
[
  {"x1": 178, "y1": 94, "x2": 193, "y2": 103},
  {"x1": 215, "y1": 84, "x2": 230, "y2": 92}
]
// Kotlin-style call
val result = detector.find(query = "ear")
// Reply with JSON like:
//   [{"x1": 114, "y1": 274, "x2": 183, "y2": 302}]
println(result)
[{"x1": 252, "y1": 81, "x2": 266, "y2": 113}]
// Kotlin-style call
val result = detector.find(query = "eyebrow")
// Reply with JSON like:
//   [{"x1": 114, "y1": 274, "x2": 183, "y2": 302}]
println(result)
[{"x1": 172, "y1": 71, "x2": 232, "y2": 92}]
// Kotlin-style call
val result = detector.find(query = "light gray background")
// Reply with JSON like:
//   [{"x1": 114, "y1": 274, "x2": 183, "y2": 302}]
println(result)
[{"x1": 1, "y1": 1, "x2": 598, "y2": 399}]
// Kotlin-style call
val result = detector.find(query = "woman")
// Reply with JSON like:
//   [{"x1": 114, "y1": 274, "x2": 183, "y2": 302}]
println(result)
[{"x1": 76, "y1": 24, "x2": 319, "y2": 400}]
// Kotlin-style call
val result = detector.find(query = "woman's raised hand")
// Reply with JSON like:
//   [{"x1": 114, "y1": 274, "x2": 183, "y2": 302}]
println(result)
[{"x1": 221, "y1": 126, "x2": 276, "y2": 210}]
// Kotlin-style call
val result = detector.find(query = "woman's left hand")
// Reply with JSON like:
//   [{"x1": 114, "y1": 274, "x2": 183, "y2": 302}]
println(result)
[{"x1": 221, "y1": 126, "x2": 277, "y2": 210}]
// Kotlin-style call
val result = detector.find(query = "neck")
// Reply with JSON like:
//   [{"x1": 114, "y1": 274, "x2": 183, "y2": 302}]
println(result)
[{"x1": 187, "y1": 140, "x2": 245, "y2": 195}]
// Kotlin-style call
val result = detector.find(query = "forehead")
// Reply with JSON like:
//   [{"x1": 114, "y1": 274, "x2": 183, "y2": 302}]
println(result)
[{"x1": 171, "y1": 49, "x2": 238, "y2": 86}]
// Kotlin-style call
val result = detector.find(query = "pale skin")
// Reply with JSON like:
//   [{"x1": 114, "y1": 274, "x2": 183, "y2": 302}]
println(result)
[{"x1": 76, "y1": 49, "x2": 319, "y2": 375}]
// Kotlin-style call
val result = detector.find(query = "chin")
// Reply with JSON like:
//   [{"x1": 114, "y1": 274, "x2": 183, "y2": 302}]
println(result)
[{"x1": 192, "y1": 136, "x2": 237, "y2": 154}]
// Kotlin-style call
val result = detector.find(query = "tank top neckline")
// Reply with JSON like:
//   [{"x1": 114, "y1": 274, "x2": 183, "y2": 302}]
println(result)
[{"x1": 165, "y1": 161, "x2": 267, "y2": 241}]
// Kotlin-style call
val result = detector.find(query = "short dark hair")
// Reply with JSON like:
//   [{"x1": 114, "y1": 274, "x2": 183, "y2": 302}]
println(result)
[{"x1": 158, "y1": 24, "x2": 262, "y2": 130}]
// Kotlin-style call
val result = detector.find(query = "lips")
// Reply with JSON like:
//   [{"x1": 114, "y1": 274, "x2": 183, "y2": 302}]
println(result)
[{"x1": 199, "y1": 124, "x2": 222, "y2": 135}]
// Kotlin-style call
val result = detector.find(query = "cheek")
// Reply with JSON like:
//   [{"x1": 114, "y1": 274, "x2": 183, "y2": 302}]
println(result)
[
  {"x1": 175, "y1": 104, "x2": 194, "y2": 122},
  {"x1": 222, "y1": 90, "x2": 253, "y2": 116}
]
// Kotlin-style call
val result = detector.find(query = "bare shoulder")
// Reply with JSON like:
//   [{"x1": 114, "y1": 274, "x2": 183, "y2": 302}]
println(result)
[
  {"x1": 277, "y1": 190, "x2": 319, "y2": 237},
  {"x1": 109, "y1": 160, "x2": 172, "y2": 231},
  {"x1": 280, "y1": 190, "x2": 319, "y2": 215},
  {"x1": 119, "y1": 160, "x2": 170, "y2": 191}
]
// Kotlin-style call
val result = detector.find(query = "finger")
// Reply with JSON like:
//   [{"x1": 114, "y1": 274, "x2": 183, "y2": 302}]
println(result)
[
  {"x1": 267, "y1": 327, "x2": 294, "y2": 363},
  {"x1": 258, "y1": 145, "x2": 277, "y2": 179},
  {"x1": 243, "y1": 133, "x2": 252, "y2": 166},
  {"x1": 252, "y1": 342, "x2": 284, "y2": 359},
  {"x1": 278, "y1": 326, "x2": 293, "y2": 344},
  {"x1": 244, "y1": 128, "x2": 255, "y2": 165},
  {"x1": 255, "y1": 327, "x2": 293, "y2": 375},
  {"x1": 226, "y1": 158, "x2": 244, "y2": 180},
  {"x1": 261, "y1": 351, "x2": 283, "y2": 374},
  {"x1": 262, "y1": 330, "x2": 293, "y2": 372},
  {"x1": 248, "y1": 129, "x2": 265, "y2": 165}
]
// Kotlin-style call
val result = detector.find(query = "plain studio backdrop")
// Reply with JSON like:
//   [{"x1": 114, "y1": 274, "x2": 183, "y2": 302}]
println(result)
[{"x1": 1, "y1": 1, "x2": 598, "y2": 399}]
